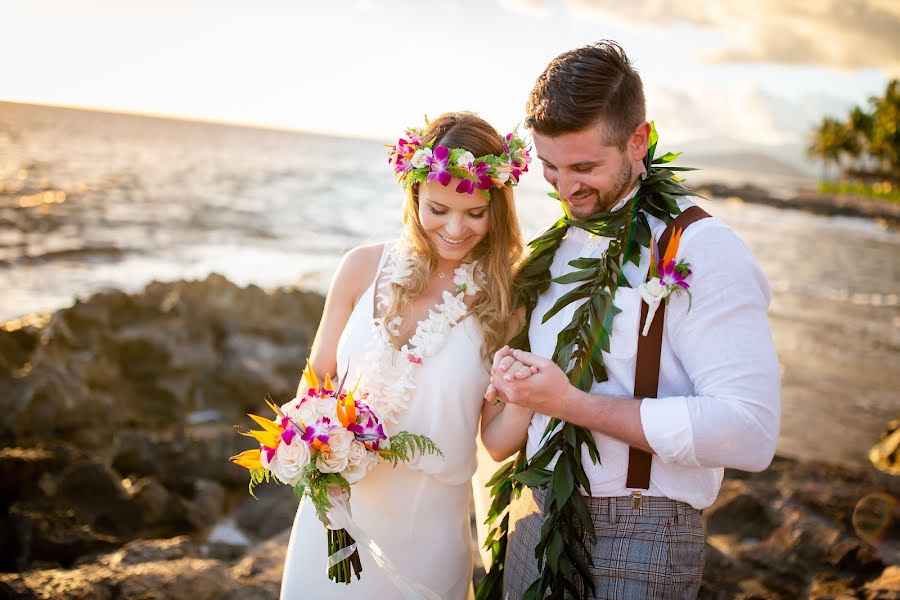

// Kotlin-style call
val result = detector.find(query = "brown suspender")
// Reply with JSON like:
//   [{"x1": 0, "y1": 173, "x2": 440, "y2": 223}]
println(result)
[{"x1": 625, "y1": 206, "x2": 711, "y2": 490}]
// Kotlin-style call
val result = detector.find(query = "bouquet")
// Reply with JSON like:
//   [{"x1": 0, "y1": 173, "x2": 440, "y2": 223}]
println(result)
[{"x1": 230, "y1": 360, "x2": 442, "y2": 584}]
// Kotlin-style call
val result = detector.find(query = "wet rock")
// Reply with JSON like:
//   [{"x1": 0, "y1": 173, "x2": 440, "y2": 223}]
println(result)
[
  {"x1": 864, "y1": 566, "x2": 900, "y2": 599},
  {"x1": 101, "y1": 536, "x2": 194, "y2": 567},
  {"x1": 808, "y1": 574, "x2": 859, "y2": 600},
  {"x1": 0, "y1": 448, "x2": 57, "y2": 511},
  {"x1": 0, "y1": 274, "x2": 323, "y2": 449},
  {"x1": 56, "y1": 459, "x2": 128, "y2": 515},
  {"x1": 698, "y1": 456, "x2": 897, "y2": 599},
  {"x1": 190, "y1": 478, "x2": 226, "y2": 524},
  {"x1": 695, "y1": 182, "x2": 900, "y2": 226},
  {"x1": 7, "y1": 503, "x2": 122, "y2": 570},
  {"x1": 704, "y1": 487, "x2": 776, "y2": 541},
  {"x1": 826, "y1": 539, "x2": 884, "y2": 575},
  {"x1": 869, "y1": 420, "x2": 900, "y2": 476},
  {"x1": 232, "y1": 482, "x2": 297, "y2": 541},
  {"x1": 0, "y1": 532, "x2": 286, "y2": 600},
  {"x1": 112, "y1": 425, "x2": 251, "y2": 489}
]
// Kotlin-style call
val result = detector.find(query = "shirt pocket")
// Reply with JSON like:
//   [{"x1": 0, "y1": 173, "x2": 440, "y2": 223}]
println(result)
[{"x1": 606, "y1": 287, "x2": 641, "y2": 359}]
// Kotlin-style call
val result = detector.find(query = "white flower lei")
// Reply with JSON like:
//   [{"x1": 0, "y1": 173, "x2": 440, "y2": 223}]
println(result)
[{"x1": 362, "y1": 241, "x2": 481, "y2": 424}]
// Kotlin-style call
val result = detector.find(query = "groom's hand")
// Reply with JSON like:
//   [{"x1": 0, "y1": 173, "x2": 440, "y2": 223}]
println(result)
[{"x1": 490, "y1": 349, "x2": 573, "y2": 417}]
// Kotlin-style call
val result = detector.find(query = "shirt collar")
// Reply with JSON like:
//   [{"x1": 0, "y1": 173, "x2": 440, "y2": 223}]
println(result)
[
  {"x1": 567, "y1": 183, "x2": 641, "y2": 243},
  {"x1": 609, "y1": 183, "x2": 640, "y2": 213}
]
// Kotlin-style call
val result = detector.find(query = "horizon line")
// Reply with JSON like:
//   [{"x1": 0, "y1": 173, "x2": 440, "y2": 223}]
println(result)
[{"x1": 0, "y1": 98, "x2": 387, "y2": 143}]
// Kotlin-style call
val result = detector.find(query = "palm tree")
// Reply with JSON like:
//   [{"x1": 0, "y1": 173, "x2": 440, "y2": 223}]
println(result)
[
  {"x1": 869, "y1": 79, "x2": 899, "y2": 178},
  {"x1": 810, "y1": 79, "x2": 899, "y2": 185},
  {"x1": 808, "y1": 117, "x2": 849, "y2": 180}
]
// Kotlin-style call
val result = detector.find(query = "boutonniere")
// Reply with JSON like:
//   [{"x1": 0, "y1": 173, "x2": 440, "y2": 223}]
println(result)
[{"x1": 637, "y1": 226, "x2": 692, "y2": 336}]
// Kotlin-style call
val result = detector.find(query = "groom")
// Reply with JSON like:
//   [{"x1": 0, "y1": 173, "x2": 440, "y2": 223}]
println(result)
[{"x1": 486, "y1": 41, "x2": 781, "y2": 598}]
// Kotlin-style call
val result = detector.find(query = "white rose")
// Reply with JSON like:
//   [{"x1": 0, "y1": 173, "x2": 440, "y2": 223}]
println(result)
[
  {"x1": 342, "y1": 461, "x2": 368, "y2": 484},
  {"x1": 317, "y1": 452, "x2": 350, "y2": 474},
  {"x1": 348, "y1": 440, "x2": 368, "y2": 465},
  {"x1": 410, "y1": 148, "x2": 432, "y2": 168},
  {"x1": 270, "y1": 440, "x2": 310, "y2": 486},
  {"x1": 311, "y1": 397, "x2": 339, "y2": 421},
  {"x1": 283, "y1": 399, "x2": 317, "y2": 428},
  {"x1": 315, "y1": 428, "x2": 354, "y2": 473},
  {"x1": 280, "y1": 398, "x2": 302, "y2": 419},
  {"x1": 342, "y1": 443, "x2": 374, "y2": 483},
  {"x1": 495, "y1": 165, "x2": 512, "y2": 184},
  {"x1": 327, "y1": 428, "x2": 354, "y2": 459},
  {"x1": 456, "y1": 151, "x2": 475, "y2": 168},
  {"x1": 638, "y1": 277, "x2": 667, "y2": 305}
]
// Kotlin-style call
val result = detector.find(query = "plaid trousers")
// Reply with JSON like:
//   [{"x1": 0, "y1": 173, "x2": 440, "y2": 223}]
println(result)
[{"x1": 503, "y1": 486, "x2": 705, "y2": 600}]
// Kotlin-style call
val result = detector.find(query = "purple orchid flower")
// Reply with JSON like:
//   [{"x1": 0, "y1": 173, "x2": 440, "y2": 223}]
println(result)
[
  {"x1": 509, "y1": 158, "x2": 529, "y2": 184},
  {"x1": 390, "y1": 137, "x2": 420, "y2": 174},
  {"x1": 301, "y1": 416, "x2": 336, "y2": 447},
  {"x1": 348, "y1": 416, "x2": 387, "y2": 451},
  {"x1": 455, "y1": 162, "x2": 493, "y2": 195},
  {"x1": 659, "y1": 259, "x2": 691, "y2": 290},
  {"x1": 281, "y1": 427, "x2": 298, "y2": 446},
  {"x1": 425, "y1": 146, "x2": 452, "y2": 186},
  {"x1": 354, "y1": 400, "x2": 375, "y2": 421}
]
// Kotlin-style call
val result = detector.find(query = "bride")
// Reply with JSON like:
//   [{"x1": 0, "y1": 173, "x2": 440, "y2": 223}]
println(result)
[{"x1": 280, "y1": 112, "x2": 537, "y2": 599}]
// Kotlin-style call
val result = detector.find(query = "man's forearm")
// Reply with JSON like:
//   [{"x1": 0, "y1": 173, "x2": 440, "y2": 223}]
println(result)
[{"x1": 557, "y1": 386, "x2": 653, "y2": 453}]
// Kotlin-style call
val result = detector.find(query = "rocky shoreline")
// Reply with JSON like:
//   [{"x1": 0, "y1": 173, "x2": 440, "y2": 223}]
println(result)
[
  {"x1": 695, "y1": 183, "x2": 900, "y2": 228},
  {"x1": 0, "y1": 276, "x2": 897, "y2": 599}
]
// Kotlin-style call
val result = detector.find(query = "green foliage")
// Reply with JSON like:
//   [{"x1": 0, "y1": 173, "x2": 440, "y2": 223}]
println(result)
[
  {"x1": 809, "y1": 79, "x2": 900, "y2": 180},
  {"x1": 290, "y1": 465, "x2": 351, "y2": 523},
  {"x1": 475, "y1": 127, "x2": 690, "y2": 600},
  {"x1": 817, "y1": 181, "x2": 900, "y2": 203},
  {"x1": 379, "y1": 431, "x2": 443, "y2": 467},
  {"x1": 474, "y1": 452, "x2": 528, "y2": 600},
  {"x1": 248, "y1": 468, "x2": 273, "y2": 499}
]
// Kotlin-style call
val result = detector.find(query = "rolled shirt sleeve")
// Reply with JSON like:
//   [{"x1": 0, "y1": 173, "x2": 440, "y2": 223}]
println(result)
[{"x1": 640, "y1": 221, "x2": 782, "y2": 472}]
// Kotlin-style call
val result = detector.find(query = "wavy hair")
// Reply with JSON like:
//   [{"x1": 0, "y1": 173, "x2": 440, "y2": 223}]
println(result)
[{"x1": 381, "y1": 112, "x2": 524, "y2": 365}]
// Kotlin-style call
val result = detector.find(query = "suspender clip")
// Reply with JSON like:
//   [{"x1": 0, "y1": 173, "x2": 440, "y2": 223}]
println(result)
[{"x1": 631, "y1": 490, "x2": 643, "y2": 510}]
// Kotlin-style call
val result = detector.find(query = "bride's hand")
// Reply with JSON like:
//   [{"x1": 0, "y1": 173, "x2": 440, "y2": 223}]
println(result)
[
  {"x1": 495, "y1": 349, "x2": 540, "y2": 382},
  {"x1": 484, "y1": 346, "x2": 538, "y2": 402},
  {"x1": 491, "y1": 350, "x2": 571, "y2": 418}
]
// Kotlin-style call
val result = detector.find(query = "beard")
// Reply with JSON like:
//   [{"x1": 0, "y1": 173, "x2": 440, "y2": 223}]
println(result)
[{"x1": 564, "y1": 157, "x2": 634, "y2": 219}]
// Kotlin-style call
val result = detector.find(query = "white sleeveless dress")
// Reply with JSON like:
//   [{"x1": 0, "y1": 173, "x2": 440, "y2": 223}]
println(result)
[{"x1": 281, "y1": 242, "x2": 489, "y2": 600}]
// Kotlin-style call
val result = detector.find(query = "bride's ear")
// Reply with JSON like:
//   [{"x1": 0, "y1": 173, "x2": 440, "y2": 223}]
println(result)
[{"x1": 629, "y1": 121, "x2": 651, "y2": 162}]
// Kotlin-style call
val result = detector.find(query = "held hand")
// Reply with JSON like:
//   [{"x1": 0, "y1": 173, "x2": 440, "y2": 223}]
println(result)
[
  {"x1": 490, "y1": 349, "x2": 574, "y2": 417},
  {"x1": 484, "y1": 345, "x2": 513, "y2": 402},
  {"x1": 485, "y1": 346, "x2": 539, "y2": 402},
  {"x1": 494, "y1": 345, "x2": 539, "y2": 382}
]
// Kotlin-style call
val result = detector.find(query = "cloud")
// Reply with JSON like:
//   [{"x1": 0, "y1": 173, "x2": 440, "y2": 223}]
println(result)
[
  {"x1": 498, "y1": 0, "x2": 553, "y2": 19},
  {"x1": 524, "y1": 0, "x2": 900, "y2": 74},
  {"x1": 645, "y1": 80, "x2": 855, "y2": 148}
]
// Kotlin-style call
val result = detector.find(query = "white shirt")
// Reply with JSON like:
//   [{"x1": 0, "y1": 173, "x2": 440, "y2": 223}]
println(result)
[{"x1": 525, "y1": 191, "x2": 781, "y2": 509}]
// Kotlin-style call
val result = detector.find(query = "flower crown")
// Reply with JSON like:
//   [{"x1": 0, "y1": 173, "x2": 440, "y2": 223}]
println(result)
[{"x1": 387, "y1": 122, "x2": 531, "y2": 197}]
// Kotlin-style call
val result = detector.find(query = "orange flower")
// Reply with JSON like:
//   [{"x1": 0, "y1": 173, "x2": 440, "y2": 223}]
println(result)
[
  {"x1": 230, "y1": 397, "x2": 287, "y2": 471},
  {"x1": 662, "y1": 226, "x2": 683, "y2": 267}
]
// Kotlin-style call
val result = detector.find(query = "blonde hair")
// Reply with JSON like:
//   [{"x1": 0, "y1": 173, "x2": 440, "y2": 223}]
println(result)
[{"x1": 382, "y1": 112, "x2": 524, "y2": 365}]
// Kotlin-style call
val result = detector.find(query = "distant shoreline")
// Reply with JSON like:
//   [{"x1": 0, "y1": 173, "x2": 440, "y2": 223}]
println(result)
[{"x1": 696, "y1": 182, "x2": 900, "y2": 227}]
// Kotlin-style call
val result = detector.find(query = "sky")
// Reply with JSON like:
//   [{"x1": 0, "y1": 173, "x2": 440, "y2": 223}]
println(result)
[{"x1": 1, "y1": 0, "x2": 897, "y2": 160}]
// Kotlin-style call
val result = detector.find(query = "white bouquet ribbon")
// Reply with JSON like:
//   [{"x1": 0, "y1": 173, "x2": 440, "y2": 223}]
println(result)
[{"x1": 324, "y1": 488, "x2": 441, "y2": 600}]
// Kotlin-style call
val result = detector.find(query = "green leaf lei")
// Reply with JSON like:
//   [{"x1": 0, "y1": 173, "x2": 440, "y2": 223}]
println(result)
[{"x1": 476, "y1": 124, "x2": 697, "y2": 600}]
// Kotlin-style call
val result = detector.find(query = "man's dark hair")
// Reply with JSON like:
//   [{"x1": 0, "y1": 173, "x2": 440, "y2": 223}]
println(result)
[{"x1": 526, "y1": 40, "x2": 646, "y2": 149}]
